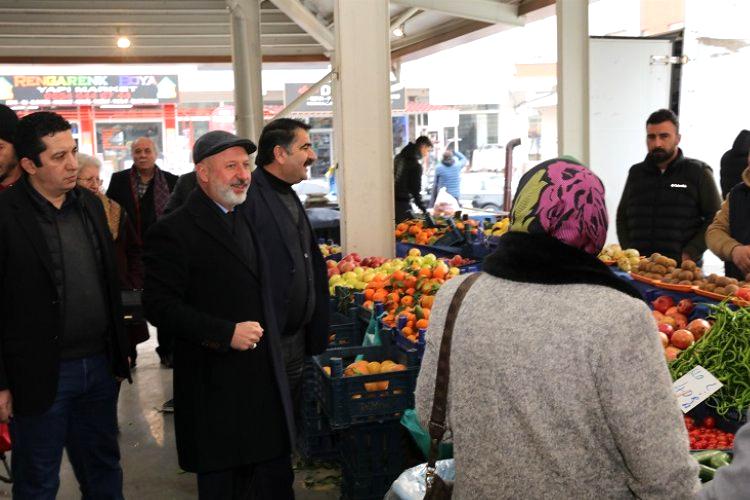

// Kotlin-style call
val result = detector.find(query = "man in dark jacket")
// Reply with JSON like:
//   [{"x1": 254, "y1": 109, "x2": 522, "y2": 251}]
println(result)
[
  {"x1": 0, "y1": 104, "x2": 20, "y2": 192},
  {"x1": 244, "y1": 118, "x2": 329, "y2": 429},
  {"x1": 0, "y1": 111, "x2": 130, "y2": 498},
  {"x1": 143, "y1": 130, "x2": 296, "y2": 499},
  {"x1": 106, "y1": 137, "x2": 178, "y2": 367},
  {"x1": 616, "y1": 109, "x2": 721, "y2": 263},
  {"x1": 719, "y1": 129, "x2": 750, "y2": 199},
  {"x1": 394, "y1": 135, "x2": 432, "y2": 222}
]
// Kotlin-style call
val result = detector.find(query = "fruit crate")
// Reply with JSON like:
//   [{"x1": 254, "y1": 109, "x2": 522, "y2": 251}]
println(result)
[
  {"x1": 328, "y1": 306, "x2": 364, "y2": 348},
  {"x1": 395, "y1": 241, "x2": 462, "y2": 259},
  {"x1": 338, "y1": 420, "x2": 408, "y2": 500},
  {"x1": 298, "y1": 360, "x2": 339, "y2": 462},
  {"x1": 311, "y1": 344, "x2": 420, "y2": 429},
  {"x1": 386, "y1": 326, "x2": 427, "y2": 361}
]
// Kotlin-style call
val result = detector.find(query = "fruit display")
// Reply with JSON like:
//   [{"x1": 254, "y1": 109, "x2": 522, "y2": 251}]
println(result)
[
  {"x1": 670, "y1": 302, "x2": 750, "y2": 417},
  {"x1": 685, "y1": 416, "x2": 735, "y2": 451},
  {"x1": 597, "y1": 244, "x2": 640, "y2": 271},
  {"x1": 632, "y1": 253, "x2": 680, "y2": 281},
  {"x1": 327, "y1": 248, "x2": 463, "y2": 347},
  {"x1": 319, "y1": 243, "x2": 342, "y2": 258},
  {"x1": 440, "y1": 255, "x2": 476, "y2": 268},
  {"x1": 482, "y1": 217, "x2": 509, "y2": 238},
  {"x1": 394, "y1": 217, "x2": 481, "y2": 245}
]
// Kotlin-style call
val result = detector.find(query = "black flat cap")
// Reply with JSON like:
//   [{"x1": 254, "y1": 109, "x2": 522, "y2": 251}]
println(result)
[{"x1": 193, "y1": 130, "x2": 257, "y2": 164}]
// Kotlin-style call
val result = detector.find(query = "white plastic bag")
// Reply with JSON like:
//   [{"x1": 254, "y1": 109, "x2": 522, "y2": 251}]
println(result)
[
  {"x1": 384, "y1": 459, "x2": 456, "y2": 500},
  {"x1": 432, "y1": 187, "x2": 460, "y2": 216}
]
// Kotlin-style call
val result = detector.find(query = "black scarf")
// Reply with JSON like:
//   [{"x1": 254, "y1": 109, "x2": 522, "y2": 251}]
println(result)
[{"x1": 482, "y1": 232, "x2": 645, "y2": 302}]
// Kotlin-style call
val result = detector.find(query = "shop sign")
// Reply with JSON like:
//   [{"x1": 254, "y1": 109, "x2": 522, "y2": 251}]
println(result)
[
  {"x1": 284, "y1": 81, "x2": 406, "y2": 112},
  {"x1": 0, "y1": 75, "x2": 179, "y2": 106}
]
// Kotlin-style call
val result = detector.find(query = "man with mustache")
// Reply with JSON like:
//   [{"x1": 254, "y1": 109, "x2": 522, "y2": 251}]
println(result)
[
  {"x1": 143, "y1": 130, "x2": 297, "y2": 499},
  {"x1": 0, "y1": 104, "x2": 20, "y2": 191},
  {"x1": 617, "y1": 109, "x2": 721, "y2": 263},
  {"x1": 244, "y1": 119, "x2": 329, "y2": 435}
]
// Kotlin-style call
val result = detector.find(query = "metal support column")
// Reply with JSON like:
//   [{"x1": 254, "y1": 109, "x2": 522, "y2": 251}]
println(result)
[
  {"x1": 333, "y1": 0, "x2": 395, "y2": 257},
  {"x1": 556, "y1": 0, "x2": 589, "y2": 164},
  {"x1": 228, "y1": 0, "x2": 264, "y2": 141}
]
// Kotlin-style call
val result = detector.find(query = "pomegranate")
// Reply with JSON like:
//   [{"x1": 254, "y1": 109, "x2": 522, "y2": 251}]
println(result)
[
  {"x1": 671, "y1": 329, "x2": 695, "y2": 350},
  {"x1": 659, "y1": 331, "x2": 669, "y2": 348},
  {"x1": 665, "y1": 346, "x2": 682, "y2": 361},
  {"x1": 677, "y1": 298, "x2": 695, "y2": 315},
  {"x1": 658, "y1": 323, "x2": 674, "y2": 338},
  {"x1": 652, "y1": 296, "x2": 675, "y2": 314},
  {"x1": 686, "y1": 319, "x2": 711, "y2": 341}
]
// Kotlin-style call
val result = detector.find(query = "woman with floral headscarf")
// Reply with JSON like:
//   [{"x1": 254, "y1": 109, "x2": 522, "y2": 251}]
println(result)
[{"x1": 414, "y1": 158, "x2": 699, "y2": 499}]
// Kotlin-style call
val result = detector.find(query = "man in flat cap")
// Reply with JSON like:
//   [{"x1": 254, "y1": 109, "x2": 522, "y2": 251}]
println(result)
[{"x1": 143, "y1": 131, "x2": 296, "y2": 499}]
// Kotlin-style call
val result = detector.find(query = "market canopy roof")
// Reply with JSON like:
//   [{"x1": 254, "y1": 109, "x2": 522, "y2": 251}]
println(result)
[{"x1": 0, "y1": 0, "x2": 552, "y2": 63}]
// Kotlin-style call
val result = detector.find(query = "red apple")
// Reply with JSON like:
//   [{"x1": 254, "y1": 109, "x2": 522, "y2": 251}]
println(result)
[{"x1": 326, "y1": 260, "x2": 337, "y2": 269}]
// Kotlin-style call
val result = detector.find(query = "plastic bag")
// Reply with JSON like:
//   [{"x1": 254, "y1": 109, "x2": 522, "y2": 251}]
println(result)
[
  {"x1": 401, "y1": 409, "x2": 453, "y2": 460},
  {"x1": 384, "y1": 459, "x2": 456, "y2": 500},
  {"x1": 432, "y1": 187, "x2": 460, "y2": 216}
]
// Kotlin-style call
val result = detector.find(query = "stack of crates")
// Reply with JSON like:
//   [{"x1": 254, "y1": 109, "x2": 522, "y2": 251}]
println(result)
[{"x1": 311, "y1": 343, "x2": 420, "y2": 499}]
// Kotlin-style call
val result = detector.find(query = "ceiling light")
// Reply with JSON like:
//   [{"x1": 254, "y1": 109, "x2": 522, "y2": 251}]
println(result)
[
  {"x1": 116, "y1": 36, "x2": 131, "y2": 49},
  {"x1": 392, "y1": 25, "x2": 405, "y2": 38}
]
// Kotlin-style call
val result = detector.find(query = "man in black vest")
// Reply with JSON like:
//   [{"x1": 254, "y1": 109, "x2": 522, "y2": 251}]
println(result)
[
  {"x1": 244, "y1": 119, "x2": 329, "y2": 431},
  {"x1": 143, "y1": 131, "x2": 296, "y2": 499},
  {"x1": 707, "y1": 155, "x2": 750, "y2": 281},
  {"x1": 616, "y1": 109, "x2": 721, "y2": 263},
  {"x1": 0, "y1": 111, "x2": 130, "y2": 498}
]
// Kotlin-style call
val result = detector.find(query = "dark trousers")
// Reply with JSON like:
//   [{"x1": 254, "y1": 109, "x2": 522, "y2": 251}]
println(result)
[
  {"x1": 197, "y1": 454, "x2": 294, "y2": 500},
  {"x1": 10, "y1": 353, "x2": 123, "y2": 500},
  {"x1": 395, "y1": 200, "x2": 413, "y2": 223},
  {"x1": 156, "y1": 327, "x2": 173, "y2": 359},
  {"x1": 280, "y1": 329, "x2": 305, "y2": 430}
]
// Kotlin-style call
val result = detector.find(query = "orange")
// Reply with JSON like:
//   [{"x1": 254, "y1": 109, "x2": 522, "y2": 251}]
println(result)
[
  {"x1": 401, "y1": 326, "x2": 414, "y2": 337},
  {"x1": 362, "y1": 300, "x2": 374, "y2": 310},
  {"x1": 418, "y1": 267, "x2": 432, "y2": 279},
  {"x1": 401, "y1": 295, "x2": 414, "y2": 307},
  {"x1": 416, "y1": 318, "x2": 429, "y2": 330},
  {"x1": 396, "y1": 223, "x2": 408, "y2": 232},
  {"x1": 364, "y1": 288, "x2": 375, "y2": 301},
  {"x1": 392, "y1": 270, "x2": 406, "y2": 282}
]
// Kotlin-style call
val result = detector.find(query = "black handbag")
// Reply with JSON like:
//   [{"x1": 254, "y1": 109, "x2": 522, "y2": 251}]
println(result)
[
  {"x1": 424, "y1": 272, "x2": 480, "y2": 499},
  {"x1": 120, "y1": 289, "x2": 144, "y2": 325}
]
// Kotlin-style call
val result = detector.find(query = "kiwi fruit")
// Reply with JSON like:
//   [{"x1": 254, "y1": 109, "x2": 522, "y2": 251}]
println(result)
[
  {"x1": 665, "y1": 258, "x2": 678, "y2": 268},
  {"x1": 726, "y1": 284, "x2": 740, "y2": 294},
  {"x1": 655, "y1": 256, "x2": 670, "y2": 266},
  {"x1": 716, "y1": 276, "x2": 731, "y2": 287},
  {"x1": 714, "y1": 287, "x2": 728, "y2": 295},
  {"x1": 703, "y1": 283, "x2": 717, "y2": 292}
]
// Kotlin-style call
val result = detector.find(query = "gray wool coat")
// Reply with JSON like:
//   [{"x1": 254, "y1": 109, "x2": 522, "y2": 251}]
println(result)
[{"x1": 415, "y1": 272, "x2": 700, "y2": 500}]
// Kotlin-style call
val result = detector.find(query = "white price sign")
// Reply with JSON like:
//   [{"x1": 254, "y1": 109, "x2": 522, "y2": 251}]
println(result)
[{"x1": 672, "y1": 366, "x2": 723, "y2": 414}]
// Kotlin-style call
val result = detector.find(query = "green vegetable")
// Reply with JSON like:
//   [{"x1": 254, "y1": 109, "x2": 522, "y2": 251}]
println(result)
[
  {"x1": 709, "y1": 451, "x2": 732, "y2": 469},
  {"x1": 691, "y1": 450, "x2": 724, "y2": 464},
  {"x1": 670, "y1": 301, "x2": 750, "y2": 416},
  {"x1": 699, "y1": 464, "x2": 716, "y2": 482}
]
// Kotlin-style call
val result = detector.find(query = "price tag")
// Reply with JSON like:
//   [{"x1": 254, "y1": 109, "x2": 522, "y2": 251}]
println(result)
[{"x1": 672, "y1": 366, "x2": 723, "y2": 414}]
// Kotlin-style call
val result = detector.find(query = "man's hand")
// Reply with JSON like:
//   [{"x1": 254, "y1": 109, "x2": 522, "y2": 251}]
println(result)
[
  {"x1": 731, "y1": 245, "x2": 750, "y2": 275},
  {"x1": 230, "y1": 321, "x2": 264, "y2": 351},
  {"x1": 0, "y1": 390, "x2": 13, "y2": 423}
]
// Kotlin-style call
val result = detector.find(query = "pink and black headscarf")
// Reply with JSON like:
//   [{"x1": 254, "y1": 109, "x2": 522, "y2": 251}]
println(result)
[{"x1": 509, "y1": 157, "x2": 608, "y2": 255}]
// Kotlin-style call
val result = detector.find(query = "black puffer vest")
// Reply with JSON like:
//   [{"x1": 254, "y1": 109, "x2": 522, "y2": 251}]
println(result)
[
  {"x1": 621, "y1": 151, "x2": 712, "y2": 261},
  {"x1": 727, "y1": 182, "x2": 750, "y2": 280}
]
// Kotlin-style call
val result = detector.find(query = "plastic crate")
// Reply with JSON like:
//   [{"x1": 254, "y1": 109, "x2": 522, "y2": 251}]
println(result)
[
  {"x1": 328, "y1": 307, "x2": 364, "y2": 348},
  {"x1": 298, "y1": 361, "x2": 339, "y2": 461},
  {"x1": 339, "y1": 421, "x2": 408, "y2": 500},
  {"x1": 311, "y1": 344, "x2": 420, "y2": 429}
]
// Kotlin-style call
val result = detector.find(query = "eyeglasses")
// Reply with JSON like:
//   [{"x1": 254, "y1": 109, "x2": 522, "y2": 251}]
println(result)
[{"x1": 77, "y1": 176, "x2": 102, "y2": 185}]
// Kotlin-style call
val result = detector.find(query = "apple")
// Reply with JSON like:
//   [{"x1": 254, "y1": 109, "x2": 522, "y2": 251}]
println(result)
[
  {"x1": 659, "y1": 331, "x2": 669, "y2": 348},
  {"x1": 665, "y1": 345, "x2": 682, "y2": 361},
  {"x1": 671, "y1": 329, "x2": 695, "y2": 350},
  {"x1": 326, "y1": 260, "x2": 337, "y2": 269}
]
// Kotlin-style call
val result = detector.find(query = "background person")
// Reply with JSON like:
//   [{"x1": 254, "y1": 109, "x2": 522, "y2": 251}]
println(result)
[
  {"x1": 245, "y1": 118, "x2": 330, "y2": 434},
  {"x1": 719, "y1": 129, "x2": 750, "y2": 199},
  {"x1": 77, "y1": 153, "x2": 147, "y2": 368},
  {"x1": 415, "y1": 158, "x2": 699, "y2": 499},
  {"x1": 107, "y1": 137, "x2": 178, "y2": 369},
  {"x1": 143, "y1": 131, "x2": 296, "y2": 499},
  {"x1": 0, "y1": 104, "x2": 20, "y2": 191},
  {"x1": 430, "y1": 148, "x2": 467, "y2": 206},
  {"x1": 394, "y1": 135, "x2": 432, "y2": 222},
  {"x1": 0, "y1": 111, "x2": 130, "y2": 499},
  {"x1": 706, "y1": 153, "x2": 750, "y2": 281},
  {"x1": 616, "y1": 109, "x2": 720, "y2": 263}
]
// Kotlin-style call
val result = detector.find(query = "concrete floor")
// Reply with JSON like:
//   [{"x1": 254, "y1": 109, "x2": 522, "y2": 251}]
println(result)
[{"x1": 0, "y1": 333, "x2": 340, "y2": 499}]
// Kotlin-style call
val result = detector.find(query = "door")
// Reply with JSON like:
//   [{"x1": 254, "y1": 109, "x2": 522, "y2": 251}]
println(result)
[{"x1": 589, "y1": 37, "x2": 673, "y2": 243}]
